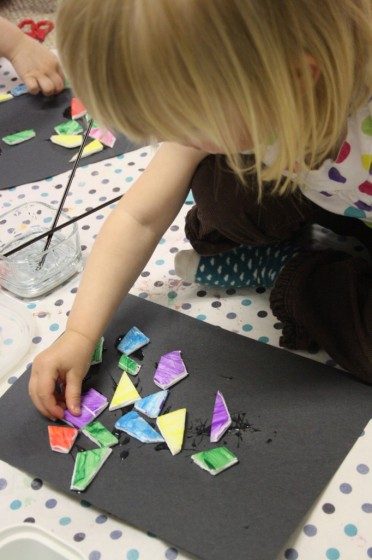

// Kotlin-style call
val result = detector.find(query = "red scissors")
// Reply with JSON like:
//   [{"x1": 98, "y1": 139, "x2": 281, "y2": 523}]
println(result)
[{"x1": 18, "y1": 19, "x2": 54, "y2": 43}]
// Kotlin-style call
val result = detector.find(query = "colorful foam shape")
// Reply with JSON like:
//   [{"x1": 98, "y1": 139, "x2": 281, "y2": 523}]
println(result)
[
  {"x1": 89, "y1": 127, "x2": 117, "y2": 148},
  {"x1": 210, "y1": 391, "x2": 232, "y2": 443},
  {"x1": 0, "y1": 93, "x2": 13, "y2": 103},
  {"x1": 2, "y1": 129, "x2": 35, "y2": 145},
  {"x1": 48, "y1": 425, "x2": 78, "y2": 453},
  {"x1": 109, "y1": 372, "x2": 140, "y2": 411},
  {"x1": 115, "y1": 411, "x2": 164, "y2": 443},
  {"x1": 71, "y1": 97, "x2": 87, "y2": 120},
  {"x1": 63, "y1": 388, "x2": 108, "y2": 429},
  {"x1": 54, "y1": 120, "x2": 83, "y2": 135},
  {"x1": 91, "y1": 336, "x2": 104, "y2": 365},
  {"x1": 10, "y1": 83, "x2": 28, "y2": 97},
  {"x1": 117, "y1": 326, "x2": 150, "y2": 355},
  {"x1": 70, "y1": 447, "x2": 112, "y2": 491},
  {"x1": 153, "y1": 351, "x2": 188, "y2": 389},
  {"x1": 82, "y1": 421, "x2": 118, "y2": 447},
  {"x1": 191, "y1": 447, "x2": 238, "y2": 476},
  {"x1": 134, "y1": 390, "x2": 168, "y2": 418},
  {"x1": 118, "y1": 354, "x2": 141, "y2": 376},
  {"x1": 50, "y1": 134, "x2": 83, "y2": 148},
  {"x1": 69, "y1": 139, "x2": 104, "y2": 162},
  {"x1": 156, "y1": 408, "x2": 186, "y2": 455}
]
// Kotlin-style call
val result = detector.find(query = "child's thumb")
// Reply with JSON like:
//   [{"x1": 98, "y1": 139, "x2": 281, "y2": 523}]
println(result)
[{"x1": 65, "y1": 372, "x2": 83, "y2": 415}]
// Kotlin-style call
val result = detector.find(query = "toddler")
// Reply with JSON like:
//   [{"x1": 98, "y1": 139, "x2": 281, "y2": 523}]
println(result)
[{"x1": 30, "y1": 0, "x2": 372, "y2": 420}]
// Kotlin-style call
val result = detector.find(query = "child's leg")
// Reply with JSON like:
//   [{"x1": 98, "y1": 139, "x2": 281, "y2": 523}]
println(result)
[
  {"x1": 175, "y1": 241, "x2": 299, "y2": 288},
  {"x1": 271, "y1": 247, "x2": 372, "y2": 382}
]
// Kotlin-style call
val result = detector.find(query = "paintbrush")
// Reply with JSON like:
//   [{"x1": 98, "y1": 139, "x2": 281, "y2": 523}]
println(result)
[
  {"x1": 3, "y1": 194, "x2": 122, "y2": 258},
  {"x1": 37, "y1": 118, "x2": 94, "y2": 269}
]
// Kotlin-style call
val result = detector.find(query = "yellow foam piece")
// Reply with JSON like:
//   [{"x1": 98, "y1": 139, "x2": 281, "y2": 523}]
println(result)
[
  {"x1": 50, "y1": 134, "x2": 83, "y2": 148},
  {"x1": 70, "y1": 139, "x2": 104, "y2": 162},
  {"x1": 109, "y1": 372, "x2": 140, "y2": 411},
  {"x1": 0, "y1": 93, "x2": 13, "y2": 103},
  {"x1": 361, "y1": 154, "x2": 372, "y2": 172},
  {"x1": 156, "y1": 408, "x2": 186, "y2": 455}
]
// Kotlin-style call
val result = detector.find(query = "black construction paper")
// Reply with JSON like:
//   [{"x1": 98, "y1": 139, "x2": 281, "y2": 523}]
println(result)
[
  {"x1": 0, "y1": 89, "x2": 137, "y2": 189},
  {"x1": 0, "y1": 294, "x2": 371, "y2": 560}
]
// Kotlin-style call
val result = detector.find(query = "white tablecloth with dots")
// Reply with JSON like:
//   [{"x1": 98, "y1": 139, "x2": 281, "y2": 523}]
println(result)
[{"x1": 1, "y1": 57, "x2": 372, "y2": 560}]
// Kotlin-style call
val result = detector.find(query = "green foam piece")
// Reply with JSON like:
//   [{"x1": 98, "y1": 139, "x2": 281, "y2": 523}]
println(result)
[
  {"x1": 191, "y1": 447, "x2": 238, "y2": 475},
  {"x1": 54, "y1": 120, "x2": 83, "y2": 135},
  {"x1": 91, "y1": 337, "x2": 104, "y2": 365},
  {"x1": 82, "y1": 421, "x2": 118, "y2": 447},
  {"x1": 70, "y1": 447, "x2": 112, "y2": 491},
  {"x1": 2, "y1": 129, "x2": 35, "y2": 145},
  {"x1": 118, "y1": 354, "x2": 141, "y2": 376}
]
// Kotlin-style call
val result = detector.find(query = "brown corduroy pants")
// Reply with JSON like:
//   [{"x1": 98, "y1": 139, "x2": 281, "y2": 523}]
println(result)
[{"x1": 185, "y1": 155, "x2": 372, "y2": 382}]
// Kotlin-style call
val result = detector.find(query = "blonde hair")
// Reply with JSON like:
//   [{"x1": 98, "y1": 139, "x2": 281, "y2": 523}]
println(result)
[{"x1": 57, "y1": 0, "x2": 372, "y2": 195}]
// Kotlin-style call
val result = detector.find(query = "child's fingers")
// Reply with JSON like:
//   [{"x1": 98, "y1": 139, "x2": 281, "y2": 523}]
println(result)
[
  {"x1": 24, "y1": 75, "x2": 40, "y2": 95},
  {"x1": 29, "y1": 373, "x2": 63, "y2": 420},
  {"x1": 50, "y1": 72, "x2": 64, "y2": 94},
  {"x1": 36, "y1": 75, "x2": 56, "y2": 96},
  {"x1": 64, "y1": 371, "x2": 84, "y2": 415}
]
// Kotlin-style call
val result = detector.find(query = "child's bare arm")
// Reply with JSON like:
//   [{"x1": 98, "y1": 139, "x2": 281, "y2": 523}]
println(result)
[
  {"x1": 29, "y1": 143, "x2": 207, "y2": 419},
  {"x1": 0, "y1": 16, "x2": 64, "y2": 95}
]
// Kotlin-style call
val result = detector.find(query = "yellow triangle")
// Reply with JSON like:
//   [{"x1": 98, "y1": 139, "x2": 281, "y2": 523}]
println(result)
[
  {"x1": 50, "y1": 134, "x2": 83, "y2": 148},
  {"x1": 109, "y1": 372, "x2": 140, "y2": 411},
  {"x1": 70, "y1": 139, "x2": 103, "y2": 161},
  {"x1": 156, "y1": 408, "x2": 186, "y2": 455}
]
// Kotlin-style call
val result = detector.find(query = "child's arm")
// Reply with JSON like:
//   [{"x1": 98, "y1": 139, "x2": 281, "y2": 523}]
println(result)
[
  {"x1": 29, "y1": 142, "x2": 207, "y2": 420},
  {"x1": 0, "y1": 16, "x2": 64, "y2": 95}
]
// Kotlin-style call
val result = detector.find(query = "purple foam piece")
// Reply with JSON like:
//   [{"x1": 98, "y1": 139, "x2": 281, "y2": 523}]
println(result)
[
  {"x1": 63, "y1": 388, "x2": 108, "y2": 429},
  {"x1": 210, "y1": 391, "x2": 232, "y2": 443},
  {"x1": 153, "y1": 351, "x2": 188, "y2": 389}
]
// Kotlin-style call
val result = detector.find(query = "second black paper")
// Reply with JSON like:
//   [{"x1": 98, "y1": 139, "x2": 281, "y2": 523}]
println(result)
[{"x1": 0, "y1": 89, "x2": 137, "y2": 189}]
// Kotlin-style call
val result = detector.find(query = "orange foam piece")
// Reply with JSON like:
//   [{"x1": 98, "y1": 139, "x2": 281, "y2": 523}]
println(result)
[
  {"x1": 71, "y1": 97, "x2": 87, "y2": 120},
  {"x1": 48, "y1": 425, "x2": 78, "y2": 453}
]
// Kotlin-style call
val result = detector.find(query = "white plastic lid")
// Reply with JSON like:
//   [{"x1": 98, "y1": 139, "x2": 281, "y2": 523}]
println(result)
[{"x1": 0, "y1": 293, "x2": 34, "y2": 382}]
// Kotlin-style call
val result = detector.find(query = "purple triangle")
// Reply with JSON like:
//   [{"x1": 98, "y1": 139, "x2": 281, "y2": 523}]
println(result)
[{"x1": 210, "y1": 391, "x2": 231, "y2": 443}]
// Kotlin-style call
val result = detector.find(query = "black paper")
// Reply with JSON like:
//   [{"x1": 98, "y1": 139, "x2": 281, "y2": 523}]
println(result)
[
  {"x1": 0, "y1": 294, "x2": 371, "y2": 560},
  {"x1": 0, "y1": 89, "x2": 137, "y2": 189}
]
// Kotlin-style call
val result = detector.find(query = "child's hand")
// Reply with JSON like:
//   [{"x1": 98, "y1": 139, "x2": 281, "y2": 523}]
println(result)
[
  {"x1": 9, "y1": 34, "x2": 64, "y2": 96},
  {"x1": 29, "y1": 330, "x2": 96, "y2": 420}
]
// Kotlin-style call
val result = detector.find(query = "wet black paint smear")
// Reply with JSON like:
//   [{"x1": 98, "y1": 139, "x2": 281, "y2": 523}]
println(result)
[
  {"x1": 120, "y1": 435, "x2": 130, "y2": 445},
  {"x1": 227, "y1": 412, "x2": 260, "y2": 448},
  {"x1": 120, "y1": 449, "x2": 130, "y2": 461},
  {"x1": 132, "y1": 348, "x2": 144, "y2": 361},
  {"x1": 154, "y1": 442, "x2": 168, "y2": 452},
  {"x1": 220, "y1": 375, "x2": 234, "y2": 380},
  {"x1": 62, "y1": 106, "x2": 71, "y2": 119},
  {"x1": 162, "y1": 405, "x2": 172, "y2": 415},
  {"x1": 112, "y1": 429, "x2": 121, "y2": 439},
  {"x1": 186, "y1": 418, "x2": 211, "y2": 448}
]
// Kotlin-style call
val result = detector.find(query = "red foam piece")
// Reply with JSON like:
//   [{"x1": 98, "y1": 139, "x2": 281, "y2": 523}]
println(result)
[
  {"x1": 48, "y1": 425, "x2": 78, "y2": 453},
  {"x1": 71, "y1": 97, "x2": 87, "y2": 120}
]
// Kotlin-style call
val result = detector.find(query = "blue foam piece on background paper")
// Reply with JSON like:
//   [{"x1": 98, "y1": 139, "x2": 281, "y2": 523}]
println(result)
[
  {"x1": 134, "y1": 390, "x2": 169, "y2": 418},
  {"x1": 115, "y1": 411, "x2": 164, "y2": 443},
  {"x1": 10, "y1": 84, "x2": 28, "y2": 97},
  {"x1": 117, "y1": 326, "x2": 150, "y2": 355}
]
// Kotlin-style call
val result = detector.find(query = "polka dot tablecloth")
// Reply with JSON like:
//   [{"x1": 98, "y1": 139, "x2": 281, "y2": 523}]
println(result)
[{"x1": 1, "y1": 57, "x2": 372, "y2": 560}]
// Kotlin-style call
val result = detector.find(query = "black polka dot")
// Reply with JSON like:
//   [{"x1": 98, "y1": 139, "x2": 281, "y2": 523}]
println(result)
[
  {"x1": 257, "y1": 310, "x2": 268, "y2": 318},
  {"x1": 154, "y1": 281, "x2": 163, "y2": 287},
  {"x1": 71, "y1": 287, "x2": 78, "y2": 294},
  {"x1": 226, "y1": 288, "x2": 236, "y2": 295},
  {"x1": 322, "y1": 502, "x2": 335, "y2": 514},
  {"x1": 274, "y1": 322, "x2": 283, "y2": 329},
  {"x1": 212, "y1": 301, "x2": 221, "y2": 308},
  {"x1": 73, "y1": 532, "x2": 86, "y2": 542},
  {"x1": 82, "y1": 225, "x2": 90, "y2": 230},
  {"x1": 23, "y1": 517, "x2": 35, "y2": 523},
  {"x1": 31, "y1": 478, "x2": 43, "y2": 490},
  {"x1": 112, "y1": 187, "x2": 120, "y2": 192},
  {"x1": 89, "y1": 189, "x2": 96, "y2": 194},
  {"x1": 54, "y1": 184, "x2": 63, "y2": 189},
  {"x1": 256, "y1": 287, "x2": 266, "y2": 294},
  {"x1": 128, "y1": 161, "x2": 135, "y2": 166},
  {"x1": 170, "y1": 225, "x2": 179, "y2": 231},
  {"x1": 197, "y1": 290, "x2": 206, "y2": 297},
  {"x1": 141, "y1": 271, "x2": 150, "y2": 277},
  {"x1": 169, "y1": 247, "x2": 178, "y2": 253},
  {"x1": 54, "y1": 299, "x2": 63, "y2": 306}
]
